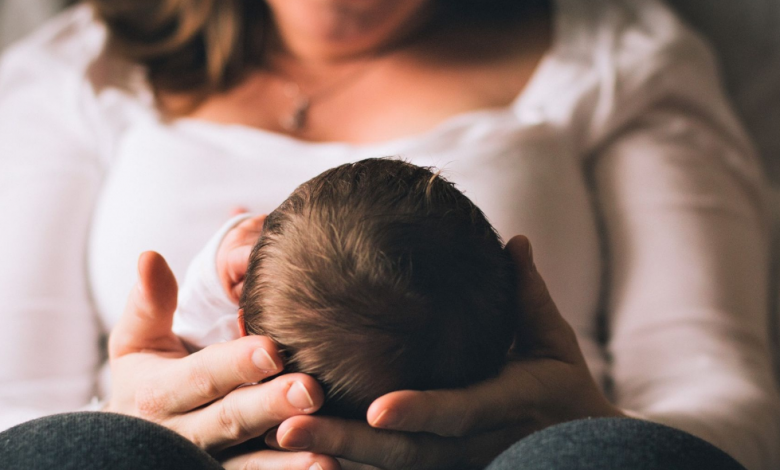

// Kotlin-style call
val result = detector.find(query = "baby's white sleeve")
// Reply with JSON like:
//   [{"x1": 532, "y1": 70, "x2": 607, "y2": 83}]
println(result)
[{"x1": 172, "y1": 214, "x2": 252, "y2": 350}]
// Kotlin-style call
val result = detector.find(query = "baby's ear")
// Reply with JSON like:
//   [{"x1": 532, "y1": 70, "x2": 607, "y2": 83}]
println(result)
[{"x1": 238, "y1": 308, "x2": 248, "y2": 337}]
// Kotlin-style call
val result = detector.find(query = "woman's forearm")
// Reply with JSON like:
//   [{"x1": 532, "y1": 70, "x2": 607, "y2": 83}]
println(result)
[{"x1": 591, "y1": 43, "x2": 780, "y2": 469}]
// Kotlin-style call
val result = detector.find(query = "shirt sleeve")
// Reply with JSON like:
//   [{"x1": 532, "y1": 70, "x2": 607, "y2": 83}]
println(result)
[
  {"x1": 589, "y1": 20, "x2": 780, "y2": 470},
  {"x1": 0, "y1": 9, "x2": 107, "y2": 431},
  {"x1": 172, "y1": 214, "x2": 250, "y2": 351}
]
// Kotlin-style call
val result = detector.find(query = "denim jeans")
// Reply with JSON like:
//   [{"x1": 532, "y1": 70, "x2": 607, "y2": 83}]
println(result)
[{"x1": 0, "y1": 413, "x2": 745, "y2": 470}]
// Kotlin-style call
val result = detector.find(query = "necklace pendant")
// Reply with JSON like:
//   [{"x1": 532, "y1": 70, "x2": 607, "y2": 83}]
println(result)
[{"x1": 281, "y1": 96, "x2": 311, "y2": 132}]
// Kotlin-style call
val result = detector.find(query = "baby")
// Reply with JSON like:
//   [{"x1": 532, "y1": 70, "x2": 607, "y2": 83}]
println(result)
[{"x1": 174, "y1": 158, "x2": 517, "y2": 419}]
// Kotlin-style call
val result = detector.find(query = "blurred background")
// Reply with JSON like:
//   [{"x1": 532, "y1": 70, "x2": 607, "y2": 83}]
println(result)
[{"x1": 0, "y1": 0, "x2": 69, "y2": 49}]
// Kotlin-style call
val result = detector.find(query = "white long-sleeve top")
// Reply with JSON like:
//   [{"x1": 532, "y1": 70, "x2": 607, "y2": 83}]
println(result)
[{"x1": 1, "y1": 1, "x2": 779, "y2": 468}]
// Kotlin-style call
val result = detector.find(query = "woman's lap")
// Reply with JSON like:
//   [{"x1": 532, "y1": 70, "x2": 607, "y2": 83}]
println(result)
[
  {"x1": 0, "y1": 412, "x2": 221, "y2": 470},
  {"x1": 487, "y1": 418, "x2": 746, "y2": 470},
  {"x1": 0, "y1": 414, "x2": 745, "y2": 470}
]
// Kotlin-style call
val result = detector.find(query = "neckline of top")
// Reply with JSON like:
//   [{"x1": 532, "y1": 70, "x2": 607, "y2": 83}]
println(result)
[{"x1": 169, "y1": 0, "x2": 567, "y2": 154}]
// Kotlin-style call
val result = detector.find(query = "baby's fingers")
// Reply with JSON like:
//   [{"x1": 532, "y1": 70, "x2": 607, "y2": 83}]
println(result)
[{"x1": 229, "y1": 206, "x2": 249, "y2": 217}]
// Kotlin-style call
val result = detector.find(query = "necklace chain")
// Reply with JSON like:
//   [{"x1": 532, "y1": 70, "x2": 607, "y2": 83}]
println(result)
[
  {"x1": 276, "y1": 59, "x2": 380, "y2": 133},
  {"x1": 280, "y1": 83, "x2": 311, "y2": 132}
]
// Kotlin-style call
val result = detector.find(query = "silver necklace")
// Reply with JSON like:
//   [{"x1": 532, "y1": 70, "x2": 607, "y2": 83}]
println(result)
[
  {"x1": 277, "y1": 59, "x2": 379, "y2": 133},
  {"x1": 280, "y1": 83, "x2": 312, "y2": 132}
]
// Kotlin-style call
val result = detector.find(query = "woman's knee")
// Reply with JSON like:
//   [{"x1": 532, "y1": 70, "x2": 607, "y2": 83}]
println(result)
[
  {"x1": 0, "y1": 412, "x2": 222, "y2": 470},
  {"x1": 486, "y1": 418, "x2": 745, "y2": 470}
]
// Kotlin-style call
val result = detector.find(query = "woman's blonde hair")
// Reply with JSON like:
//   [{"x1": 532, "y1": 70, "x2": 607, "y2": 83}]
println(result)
[{"x1": 90, "y1": 0, "x2": 269, "y2": 99}]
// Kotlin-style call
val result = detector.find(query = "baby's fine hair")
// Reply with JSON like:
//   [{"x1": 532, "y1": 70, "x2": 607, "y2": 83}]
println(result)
[{"x1": 240, "y1": 158, "x2": 516, "y2": 418}]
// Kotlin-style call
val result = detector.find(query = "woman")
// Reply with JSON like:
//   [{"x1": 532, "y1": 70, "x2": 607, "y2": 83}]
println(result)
[{"x1": 0, "y1": 0, "x2": 778, "y2": 469}]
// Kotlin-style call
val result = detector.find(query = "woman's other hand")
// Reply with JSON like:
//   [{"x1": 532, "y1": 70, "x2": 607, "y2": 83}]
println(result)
[
  {"x1": 261, "y1": 235, "x2": 624, "y2": 470},
  {"x1": 216, "y1": 213, "x2": 266, "y2": 304},
  {"x1": 106, "y1": 251, "x2": 341, "y2": 469}
]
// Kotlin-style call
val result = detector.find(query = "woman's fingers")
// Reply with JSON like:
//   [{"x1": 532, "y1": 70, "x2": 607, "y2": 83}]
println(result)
[
  {"x1": 269, "y1": 416, "x2": 525, "y2": 470},
  {"x1": 161, "y1": 335, "x2": 284, "y2": 412},
  {"x1": 367, "y1": 388, "x2": 489, "y2": 436},
  {"x1": 109, "y1": 251, "x2": 183, "y2": 359},
  {"x1": 111, "y1": 334, "x2": 326, "y2": 451},
  {"x1": 222, "y1": 449, "x2": 341, "y2": 470},
  {"x1": 366, "y1": 362, "x2": 535, "y2": 437},
  {"x1": 180, "y1": 373, "x2": 325, "y2": 451},
  {"x1": 504, "y1": 235, "x2": 580, "y2": 360},
  {"x1": 269, "y1": 416, "x2": 464, "y2": 470}
]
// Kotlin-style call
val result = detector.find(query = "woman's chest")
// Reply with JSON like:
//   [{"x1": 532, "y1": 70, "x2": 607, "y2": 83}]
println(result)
[
  {"x1": 182, "y1": 23, "x2": 550, "y2": 144},
  {"x1": 88, "y1": 122, "x2": 601, "y2": 334}
]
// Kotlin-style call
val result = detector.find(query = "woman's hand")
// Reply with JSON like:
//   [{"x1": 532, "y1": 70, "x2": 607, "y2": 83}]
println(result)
[
  {"x1": 107, "y1": 251, "x2": 342, "y2": 470},
  {"x1": 216, "y1": 214, "x2": 266, "y2": 303},
  {"x1": 259, "y1": 235, "x2": 625, "y2": 470}
]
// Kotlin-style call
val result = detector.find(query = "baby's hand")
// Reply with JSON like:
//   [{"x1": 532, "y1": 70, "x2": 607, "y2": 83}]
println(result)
[{"x1": 216, "y1": 214, "x2": 267, "y2": 303}]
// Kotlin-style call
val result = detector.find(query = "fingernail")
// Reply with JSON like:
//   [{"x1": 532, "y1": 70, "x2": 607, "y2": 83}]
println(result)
[
  {"x1": 287, "y1": 381, "x2": 315, "y2": 411},
  {"x1": 264, "y1": 427, "x2": 279, "y2": 448},
  {"x1": 309, "y1": 464, "x2": 324, "y2": 470},
  {"x1": 527, "y1": 242, "x2": 536, "y2": 273},
  {"x1": 371, "y1": 408, "x2": 400, "y2": 428},
  {"x1": 252, "y1": 348, "x2": 278, "y2": 373},
  {"x1": 279, "y1": 427, "x2": 312, "y2": 450}
]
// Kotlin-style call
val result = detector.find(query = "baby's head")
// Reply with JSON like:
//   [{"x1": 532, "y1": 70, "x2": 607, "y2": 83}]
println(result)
[{"x1": 240, "y1": 158, "x2": 516, "y2": 418}]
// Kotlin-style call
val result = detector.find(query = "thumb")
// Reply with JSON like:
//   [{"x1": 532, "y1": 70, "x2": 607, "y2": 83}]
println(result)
[
  {"x1": 505, "y1": 235, "x2": 581, "y2": 361},
  {"x1": 109, "y1": 251, "x2": 183, "y2": 359}
]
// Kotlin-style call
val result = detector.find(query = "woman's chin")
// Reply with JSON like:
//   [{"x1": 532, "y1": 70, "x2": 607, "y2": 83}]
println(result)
[{"x1": 267, "y1": 0, "x2": 434, "y2": 59}]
